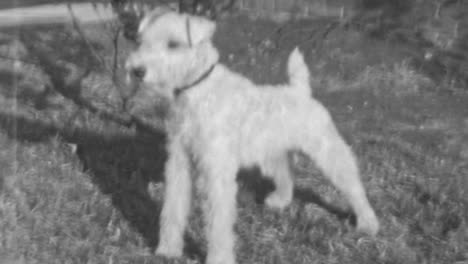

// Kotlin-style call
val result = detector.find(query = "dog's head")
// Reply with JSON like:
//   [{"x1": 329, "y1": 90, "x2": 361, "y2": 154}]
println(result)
[{"x1": 125, "y1": 8, "x2": 219, "y2": 115}]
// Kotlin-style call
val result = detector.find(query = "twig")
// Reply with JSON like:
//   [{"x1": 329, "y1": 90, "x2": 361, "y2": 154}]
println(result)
[
  {"x1": 0, "y1": 54, "x2": 38, "y2": 66},
  {"x1": 209, "y1": 0, "x2": 237, "y2": 19},
  {"x1": 68, "y1": 4, "x2": 109, "y2": 70},
  {"x1": 68, "y1": 5, "x2": 131, "y2": 111},
  {"x1": 297, "y1": 20, "x2": 340, "y2": 48},
  {"x1": 18, "y1": 31, "x2": 160, "y2": 135},
  {"x1": 252, "y1": 21, "x2": 291, "y2": 48},
  {"x1": 218, "y1": 0, "x2": 236, "y2": 14},
  {"x1": 112, "y1": 26, "x2": 121, "y2": 84}
]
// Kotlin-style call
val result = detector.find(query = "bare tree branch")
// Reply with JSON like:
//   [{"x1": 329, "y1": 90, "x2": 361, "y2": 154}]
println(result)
[
  {"x1": 18, "y1": 30, "x2": 162, "y2": 135},
  {"x1": 0, "y1": 54, "x2": 38, "y2": 66},
  {"x1": 68, "y1": 4, "x2": 109, "y2": 70},
  {"x1": 112, "y1": 26, "x2": 122, "y2": 83}
]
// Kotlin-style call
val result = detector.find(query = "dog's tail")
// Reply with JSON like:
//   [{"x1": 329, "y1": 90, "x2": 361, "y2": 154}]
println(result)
[{"x1": 287, "y1": 47, "x2": 311, "y2": 96}]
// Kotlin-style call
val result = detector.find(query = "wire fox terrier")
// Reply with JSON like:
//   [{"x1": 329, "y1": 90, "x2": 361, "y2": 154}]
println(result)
[{"x1": 125, "y1": 8, "x2": 379, "y2": 264}]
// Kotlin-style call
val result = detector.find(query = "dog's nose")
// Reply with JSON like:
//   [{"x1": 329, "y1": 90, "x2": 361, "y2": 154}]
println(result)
[{"x1": 131, "y1": 66, "x2": 146, "y2": 80}]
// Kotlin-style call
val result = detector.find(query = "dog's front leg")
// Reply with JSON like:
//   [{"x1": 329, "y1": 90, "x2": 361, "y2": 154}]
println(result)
[
  {"x1": 200, "y1": 150, "x2": 238, "y2": 264},
  {"x1": 156, "y1": 139, "x2": 192, "y2": 258}
]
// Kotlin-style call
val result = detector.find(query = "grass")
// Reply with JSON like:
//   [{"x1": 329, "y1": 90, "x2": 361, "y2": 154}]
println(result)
[{"x1": 0, "y1": 15, "x2": 467, "y2": 264}]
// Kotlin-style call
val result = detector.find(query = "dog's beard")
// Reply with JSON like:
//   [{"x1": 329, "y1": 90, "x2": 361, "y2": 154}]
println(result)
[{"x1": 126, "y1": 84, "x2": 173, "y2": 130}]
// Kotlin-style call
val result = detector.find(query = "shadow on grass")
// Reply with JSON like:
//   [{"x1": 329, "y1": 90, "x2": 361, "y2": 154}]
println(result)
[
  {"x1": 0, "y1": 110, "x2": 211, "y2": 261},
  {"x1": 237, "y1": 162, "x2": 356, "y2": 225},
  {"x1": 0, "y1": 112, "x2": 164, "y2": 243},
  {"x1": 0, "y1": 69, "x2": 61, "y2": 110}
]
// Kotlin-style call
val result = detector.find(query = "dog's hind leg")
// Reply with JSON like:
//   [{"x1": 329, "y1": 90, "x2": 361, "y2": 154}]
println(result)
[
  {"x1": 305, "y1": 124, "x2": 379, "y2": 236},
  {"x1": 262, "y1": 153, "x2": 294, "y2": 210}
]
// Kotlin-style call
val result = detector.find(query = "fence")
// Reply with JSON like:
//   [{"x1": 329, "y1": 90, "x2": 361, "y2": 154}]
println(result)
[{"x1": 237, "y1": 0, "x2": 355, "y2": 20}]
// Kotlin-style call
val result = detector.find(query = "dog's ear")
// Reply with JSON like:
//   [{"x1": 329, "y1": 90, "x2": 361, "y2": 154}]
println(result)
[{"x1": 186, "y1": 15, "x2": 216, "y2": 45}]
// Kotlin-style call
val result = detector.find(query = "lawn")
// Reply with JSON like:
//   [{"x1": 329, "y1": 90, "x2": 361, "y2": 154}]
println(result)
[{"x1": 0, "y1": 13, "x2": 467, "y2": 264}]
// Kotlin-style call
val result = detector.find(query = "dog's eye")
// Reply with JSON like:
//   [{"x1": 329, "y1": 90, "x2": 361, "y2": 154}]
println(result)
[{"x1": 167, "y1": 40, "x2": 181, "y2": 50}]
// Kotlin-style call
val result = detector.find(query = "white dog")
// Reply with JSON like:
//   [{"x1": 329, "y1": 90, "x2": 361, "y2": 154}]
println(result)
[{"x1": 125, "y1": 8, "x2": 379, "y2": 264}]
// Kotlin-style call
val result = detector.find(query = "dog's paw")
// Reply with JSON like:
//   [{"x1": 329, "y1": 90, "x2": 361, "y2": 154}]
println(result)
[
  {"x1": 155, "y1": 243, "x2": 183, "y2": 258},
  {"x1": 356, "y1": 210, "x2": 379, "y2": 236},
  {"x1": 265, "y1": 193, "x2": 291, "y2": 210},
  {"x1": 206, "y1": 252, "x2": 236, "y2": 264}
]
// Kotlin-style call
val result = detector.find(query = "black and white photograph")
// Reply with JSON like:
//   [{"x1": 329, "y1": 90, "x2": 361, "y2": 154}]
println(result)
[{"x1": 0, "y1": 0, "x2": 467, "y2": 263}]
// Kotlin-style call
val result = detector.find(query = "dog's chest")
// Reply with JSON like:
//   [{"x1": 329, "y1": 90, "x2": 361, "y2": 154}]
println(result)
[{"x1": 166, "y1": 102, "x2": 202, "y2": 139}]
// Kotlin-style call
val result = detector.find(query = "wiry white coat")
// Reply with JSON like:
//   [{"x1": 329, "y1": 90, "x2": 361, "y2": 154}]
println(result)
[{"x1": 126, "y1": 10, "x2": 379, "y2": 264}]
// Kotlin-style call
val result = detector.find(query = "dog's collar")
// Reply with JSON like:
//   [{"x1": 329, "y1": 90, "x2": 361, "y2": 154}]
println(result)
[
  {"x1": 174, "y1": 63, "x2": 216, "y2": 97},
  {"x1": 186, "y1": 17, "x2": 193, "y2": 47}
]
